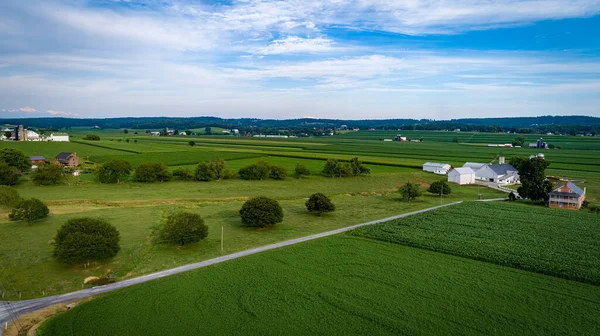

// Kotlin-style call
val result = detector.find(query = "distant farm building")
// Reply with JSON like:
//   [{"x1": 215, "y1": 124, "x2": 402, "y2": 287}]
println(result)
[
  {"x1": 50, "y1": 133, "x2": 69, "y2": 142},
  {"x1": 55, "y1": 152, "x2": 80, "y2": 167},
  {"x1": 383, "y1": 139, "x2": 393, "y2": 142},
  {"x1": 30, "y1": 156, "x2": 45, "y2": 165},
  {"x1": 394, "y1": 135, "x2": 407, "y2": 142},
  {"x1": 474, "y1": 164, "x2": 519, "y2": 185},
  {"x1": 529, "y1": 138, "x2": 548, "y2": 149},
  {"x1": 423, "y1": 162, "x2": 451, "y2": 175},
  {"x1": 448, "y1": 167, "x2": 475, "y2": 185},
  {"x1": 548, "y1": 182, "x2": 586, "y2": 210},
  {"x1": 149, "y1": 132, "x2": 160, "y2": 136}
]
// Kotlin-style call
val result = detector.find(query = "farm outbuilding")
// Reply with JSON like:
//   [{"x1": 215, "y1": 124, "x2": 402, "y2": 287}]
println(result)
[
  {"x1": 448, "y1": 167, "x2": 475, "y2": 185},
  {"x1": 423, "y1": 162, "x2": 451, "y2": 175}
]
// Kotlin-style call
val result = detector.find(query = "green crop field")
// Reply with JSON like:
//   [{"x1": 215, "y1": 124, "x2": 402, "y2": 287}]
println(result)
[
  {"x1": 39, "y1": 235, "x2": 600, "y2": 336},
  {"x1": 352, "y1": 201, "x2": 600, "y2": 285}
]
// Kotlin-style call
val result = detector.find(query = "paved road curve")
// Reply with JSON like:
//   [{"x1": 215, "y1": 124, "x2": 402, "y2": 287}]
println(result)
[{"x1": 0, "y1": 201, "x2": 462, "y2": 334}]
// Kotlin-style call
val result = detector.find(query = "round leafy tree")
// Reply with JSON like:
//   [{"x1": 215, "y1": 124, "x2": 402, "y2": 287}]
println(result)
[
  {"x1": 427, "y1": 181, "x2": 452, "y2": 195},
  {"x1": 95, "y1": 159, "x2": 132, "y2": 183},
  {"x1": 398, "y1": 182, "x2": 422, "y2": 202},
  {"x1": 9, "y1": 198, "x2": 49, "y2": 223},
  {"x1": 133, "y1": 162, "x2": 171, "y2": 182},
  {"x1": 32, "y1": 163, "x2": 65, "y2": 185},
  {"x1": 0, "y1": 186, "x2": 21, "y2": 208},
  {"x1": 53, "y1": 217, "x2": 121, "y2": 264},
  {"x1": 155, "y1": 212, "x2": 208, "y2": 246},
  {"x1": 239, "y1": 196, "x2": 283, "y2": 228},
  {"x1": 294, "y1": 164, "x2": 311, "y2": 178},
  {"x1": 0, "y1": 148, "x2": 30, "y2": 172},
  {"x1": 0, "y1": 162, "x2": 20, "y2": 186},
  {"x1": 305, "y1": 193, "x2": 335, "y2": 216}
]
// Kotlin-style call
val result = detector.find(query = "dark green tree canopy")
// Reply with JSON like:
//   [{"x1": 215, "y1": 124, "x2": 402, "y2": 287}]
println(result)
[
  {"x1": 0, "y1": 186, "x2": 21, "y2": 208},
  {"x1": 294, "y1": 164, "x2": 311, "y2": 178},
  {"x1": 172, "y1": 168, "x2": 194, "y2": 181},
  {"x1": 398, "y1": 182, "x2": 422, "y2": 202},
  {"x1": 427, "y1": 181, "x2": 452, "y2": 195},
  {"x1": 32, "y1": 163, "x2": 65, "y2": 185},
  {"x1": 134, "y1": 162, "x2": 171, "y2": 182},
  {"x1": 155, "y1": 212, "x2": 208, "y2": 246},
  {"x1": 305, "y1": 193, "x2": 336, "y2": 216},
  {"x1": 511, "y1": 157, "x2": 553, "y2": 202},
  {"x1": 95, "y1": 159, "x2": 132, "y2": 183},
  {"x1": 53, "y1": 217, "x2": 121, "y2": 264},
  {"x1": 9, "y1": 198, "x2": 49, "y2": 223},
  {"x1": 188, "y1": 141, "x2": 195, "y2": 146},
  {"x1": 83, "y1": 134, "x2": 100, "y2": 140},
  {"x1": 0, "y1": 162, "x2": 20, "y2": 186},
  {"x1": 195, "y1": 159, "x2": 235, "y2": 181},
  {"x1": 0, "y1": 148, "x2": 30, "y2": 172},
  {"x1": 239, "y1": 196, "x2": 284, "y2": 227},
  {"x1": 322, "y1": 158, "x2": 369, "y2": 178},
  {"x1": 238, "y1": 161, "x2": 286, "y2": 180}
]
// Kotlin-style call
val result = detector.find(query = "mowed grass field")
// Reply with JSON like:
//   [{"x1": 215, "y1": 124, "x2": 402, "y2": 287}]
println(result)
[
  {"x1": 39, "y1": 234, "x2": 600, "y2": 336},
  {"x1": 1, "y1": 186, "x2": 500, "y2": 300},
  {"x1": 352, "y1": 201, "x2": 600, "y2": 285}
]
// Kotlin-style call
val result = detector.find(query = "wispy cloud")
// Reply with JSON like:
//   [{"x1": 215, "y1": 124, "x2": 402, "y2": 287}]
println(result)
[
  {"x1": 255, "y1": 36, "x2": 335, "y2": 55},
  {"x1": 47, "y1": 109, "x2": 80, "y2": 117},
  {"x1": 6, "y1": 106, "x2": 37, "y2": 113}
]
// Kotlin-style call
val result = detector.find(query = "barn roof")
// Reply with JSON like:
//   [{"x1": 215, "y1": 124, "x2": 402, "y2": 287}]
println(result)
[
  {"x1": 423, "y1": 162, "x2": 451, "y2": 168},
  {"x1": 30, "y1": 156, "x2": 45, "y2": 161},
  {"x1": 451, "y1": 167, "x2": 475, "y2": 175}
]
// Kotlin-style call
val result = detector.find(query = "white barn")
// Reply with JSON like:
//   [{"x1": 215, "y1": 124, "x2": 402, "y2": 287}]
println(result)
[
  {"x1": 423, "y1": 162, "x2": 451, "y2": 175},
  {"x1": 50, "y1": 133, "x2": 69, "y2": 142},
  {"x1": 463, "y1": 162, "x2": 487, "y2": 170},
  {"x1": 448, "y1": 167, "x2": 475, "y2": 185},
  {"x1": 475, "y1": 164, "x2": 519, "y2": 185}
]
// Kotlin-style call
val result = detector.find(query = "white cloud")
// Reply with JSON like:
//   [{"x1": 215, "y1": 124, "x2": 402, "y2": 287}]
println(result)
[
  {"x1": 255, "y1": 36, "x2": 335, "y2": 55},
  {"x1": 47, "y1": 109, "x2": 80, "y2": 117},
  {"x1": 6, "y1": 106, "x2": 37, "y2": 113}
]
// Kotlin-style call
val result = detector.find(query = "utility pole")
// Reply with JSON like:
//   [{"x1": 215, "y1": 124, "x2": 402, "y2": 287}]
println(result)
[
  {"x1": 220, "y1": 225, "x2": 224, "y2": 255},
  {"x1": 441, "y1": 182, "x2": 443, "y2": 205}
]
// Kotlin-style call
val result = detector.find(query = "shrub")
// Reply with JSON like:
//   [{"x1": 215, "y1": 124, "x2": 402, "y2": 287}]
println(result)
[
  {"x1": 9, "y1": 198, "x2": 49, "y2": 223},
  {"x1": 239, "y1": 196, "x2": 283, "y2": 228},
  {"x1": 238, "y1": 161, "x2": 272, "y2": 180},
  {"x1": 322, "y1": 158, "x2": 369, "y2": 178},
  {"x1": 508, "y1": 192, "x2": 517, "y2": 201},
  {"x1": 134, "y1": 162, "x2": 171, "y2": 182},
  {"x1": 32, "y1": 163, "x2": 65, "y2": 185},
  {"x1": 427, "y1": 181, "x2": 452, "y2": 195},
  {"x1": 95, "y1": 159, "x2": 132, "y2": 183},
  {"x1": 398, "y1": 182, "x2": 422, "y2": 202},
  {"x1": 53, "y1": 217, "x2": 121, "y2": 264},
  {"x1": 195, "y1": 159, "x2": 235, "y2": 181},
  {"x1": 294, "y1": 164, "x2": 311, "y2": 178},
  {"x1": 172, "y1": 168, "x2": 194, "y2": 181},
  {"x1": 0, "y1": 186, "x2": 21, "y2": 208},
  {"x1": 0, "y1": 148, "x2": 30, "y2": 172},
  {"x1": 83, "y1": 134, "x2": 100, "y2": 141},
  {"x1": 0, "y1": 162, "x2": 20, "y2": 186},
  {"x1": 269, "y1": 165, "x2": 288, "y2": 180},
  {"x1": 188, "y1": 141, "x2": 196, "y2": 147},
  {"x1": 154, "y1": 212, "x2": 208, "y2": 246},
  {"x1": 305, "y1": 193, "x2": 335, "y2": 216}
]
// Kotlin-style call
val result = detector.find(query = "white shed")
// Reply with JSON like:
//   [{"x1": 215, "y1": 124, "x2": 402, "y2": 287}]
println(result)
[
  {"x1": 448, "y1": 167, "x2": 475, "y2": 185},
  {"x1": 423, "y1": 162, "x2": 451, "y2": 175},
  {"x1": 50, "y1": 133, "x2": 69, "y2": 142}
]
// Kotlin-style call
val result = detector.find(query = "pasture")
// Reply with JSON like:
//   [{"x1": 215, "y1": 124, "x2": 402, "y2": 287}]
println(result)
[{"x1": 39, "y1": 235, "x2": 600, "y2": 335}]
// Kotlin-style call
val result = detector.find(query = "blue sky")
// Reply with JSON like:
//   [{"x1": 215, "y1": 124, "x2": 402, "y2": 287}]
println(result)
[{"x1": 0, "y1": 0, "x2": 599, "y2": 119}]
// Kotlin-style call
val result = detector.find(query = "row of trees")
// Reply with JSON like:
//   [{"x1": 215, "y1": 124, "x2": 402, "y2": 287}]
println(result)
[{"x1": 92, "y1": 157, "x2": 371, "y2": 184}]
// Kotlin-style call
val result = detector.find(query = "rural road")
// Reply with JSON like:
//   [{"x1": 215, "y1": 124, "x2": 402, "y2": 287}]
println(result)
[{"x1": 0, "y1": 201, "x2": 463, "y2": 334}]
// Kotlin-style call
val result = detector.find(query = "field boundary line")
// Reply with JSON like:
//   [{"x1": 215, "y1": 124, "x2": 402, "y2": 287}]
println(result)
[{"x1": 0, "y1": 201, "x2": 462, "y2": 332}]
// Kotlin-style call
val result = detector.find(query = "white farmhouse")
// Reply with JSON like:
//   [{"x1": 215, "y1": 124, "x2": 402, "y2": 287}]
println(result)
[
  {"x1": 448, "y1": 167, "x2": 475, "y2": 185},
  {"x1": 50, "y1": 133, "x2": 69, "y2": 142},
  {"x1": 26, "y1": 130, "x2": 41, "y2": 140},
  {"x1": 423, "y1": 162, "x2": 452, "y2": 175}
]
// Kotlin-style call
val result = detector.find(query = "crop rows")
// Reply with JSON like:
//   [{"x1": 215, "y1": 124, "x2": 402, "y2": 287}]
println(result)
[{"x1": 352, "y1": 201, "x2": 600, "y2": 285}]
